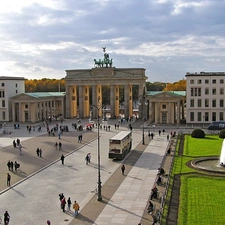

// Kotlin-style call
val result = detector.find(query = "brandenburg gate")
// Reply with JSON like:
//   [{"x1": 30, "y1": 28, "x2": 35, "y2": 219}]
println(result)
[{"x1": 65, "y1": 48, "x2": 147, "y2": 119}]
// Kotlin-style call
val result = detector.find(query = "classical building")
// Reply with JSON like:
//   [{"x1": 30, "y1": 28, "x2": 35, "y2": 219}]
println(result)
[
  {"x1": 9, "y1": 92, "x2": 65, "y2": 122},
  {"x1": 65, "y1": 49, "x2": 147, "y2": 120},
  {"x1": 146, "y1": 91, "x2": 186, "y2": 124},
  {"x1": 0, "y1": 76, "x2": 25, "y2": 122},
  {"x1": 186, "y1": 72, "x2": 225, "y2": 124}
]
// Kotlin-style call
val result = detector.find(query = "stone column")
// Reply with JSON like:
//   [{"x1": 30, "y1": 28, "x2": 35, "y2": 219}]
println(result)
[
  {"x1": 28, "y1": 102, "x2": 31, "y2": 122},
  {"x1": 124, "y1": 84, "x2": 129, "y2": 119},
  {"x1": 19, "y1": 102, "x2": 22, "y2": 122},
  {"x1": 115, "y1": 85, "x2": 120, "y2": 118},
  {"x1": 83, "y1": 85, "x2": 90, "y2": 118},
  {"x1": 66, "y1": 85, "x2": 71, "y2": 118},
  {"x1": 92, "y1": 85, "x2": 97, "y2": 119},
  {"x1": 128, "y1": 85, "x2": 133, "y2": 118},
  {"x1": 177, "y1": 100, "x2": 180, "y2": 124},
  {"x1": 79, "y1": 86, "x2": 84, "y2": 118},
  {"x1": 168, "y1": 102, "x2": 171, "y2": 124},
  {"x1": 138, "y1": 85, "x2": 145, "y2": 119},
  {"x1": 110, "y1": 85, "x2": 116, "y2": 119}
]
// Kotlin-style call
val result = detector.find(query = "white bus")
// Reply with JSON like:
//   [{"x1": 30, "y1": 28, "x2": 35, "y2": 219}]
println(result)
[{"x1": 109, "y1": 131, "x2": 132, "y2": 160}]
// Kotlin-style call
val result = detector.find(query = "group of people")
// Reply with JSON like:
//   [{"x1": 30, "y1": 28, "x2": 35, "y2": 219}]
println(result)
[
  {"x1": 59, "y1": 193, "x2": 80, "y2": 217},
  {"x1": 12, "y1": 138, "x2": 20, "y2": 148},
  {"x1": 54, "y1": 141, "x2": 62, "y2": 150},
  {"x1": 7, "y1": 160, "x2": 20, "y2": 172},
  {"x1": 36, "y1": 148, "x2": 43, "y2": 157}
]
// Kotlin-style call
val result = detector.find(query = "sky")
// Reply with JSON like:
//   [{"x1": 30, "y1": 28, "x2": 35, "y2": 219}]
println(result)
[{"x1": 0, "y1": 0, "x2": 225, "y2": 82}]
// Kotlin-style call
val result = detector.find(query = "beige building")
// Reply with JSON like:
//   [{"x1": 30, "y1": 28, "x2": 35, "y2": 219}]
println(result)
[
  {"x1": 9, "y1": 92, "x2": 65, "y2": 123},
  {"x1": 146, "y1": 91, "x2": 186, "y2": 124},
  {"x1": 186, "y1": 72, "x2": 225, "y2": 124}
]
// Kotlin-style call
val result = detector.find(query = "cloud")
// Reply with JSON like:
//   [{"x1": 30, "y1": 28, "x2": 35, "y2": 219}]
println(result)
[{"x1": 0, "y1": 0, "x2": 225, "y2": 82}]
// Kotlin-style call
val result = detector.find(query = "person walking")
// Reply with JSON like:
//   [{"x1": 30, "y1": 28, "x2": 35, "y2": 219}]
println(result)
[
  {"x1": 73, "y1": 201, "x2": 80, "y2": 217},
  {"x1": 61, "y1": 154, "x2": 65, "y2": 165},
  {"x1": 4, "y1": 211, "x2": 10, "y2": 225},
  {"x1": 7, "y1": 173, "x2": 11, "y2": 187},
  {"x1": 85, "y1": 154, "x2": 89, "y2": 165},
  {"x1": 7, "y1": 160, "x2": 11, "y2": 171},
  {"x1": 150, "y1": 212, "x2": 157, "y2": 225},
  {"x1": 67, "y1": 197, "x2": 72, "y2": 211},
  {"x1": 61, "y1": 196, "x2": 66, "y2": 212},
  {"x1": 54, "y1": 142, "x2": 58, "y2": 150},
  {"x1": 59, "y1": 141, "x2": 62, "y2": 150},
  {"x1": 121, "y1": 164, "x2": 125, "y2": 175}
]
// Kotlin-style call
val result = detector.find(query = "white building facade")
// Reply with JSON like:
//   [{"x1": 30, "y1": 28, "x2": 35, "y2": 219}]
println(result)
[
  {"x1": 0, "y1": 76, "x2": 25, "y2": 122},
  {"x1": 186, "y1": 72, "x2": 225, "y2": 124}
]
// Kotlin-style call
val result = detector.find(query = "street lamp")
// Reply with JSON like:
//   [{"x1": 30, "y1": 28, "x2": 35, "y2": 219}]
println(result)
[
  {"x1": 138, "y1": 95, "x2": 149, "y2": 145},
  {"x1": 91, "y1": 101, "x2": 103, "y2": 201}
]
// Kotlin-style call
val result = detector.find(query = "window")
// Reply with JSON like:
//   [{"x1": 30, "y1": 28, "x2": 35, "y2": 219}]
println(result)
[
  {"x1": 194, "y1": 88, "x2": 198, "y2": 96},
  {"x1": 220, "y1": 99, "x2": 224, "y2": 107},
  {"x1": 205, "y1": 79, "x2": 209, "y2": 84},
  {"x1": 2, "y1": 100, "x2": 5, "y2": 107},
  {"x1": 205, "y1": 99, "x2": 209, "y2": 107},
  {"x1": 16, "y1": 90, "x2": 18, "y2": 93},
  {"x1": 212, "y1": 88, "x2": 216, "y2": 95},
  {"x1": 15, "y1": 84, "x2": 18, "y2": 87},
  {"x1": 191, "y1": 88, "x2": 194, "y2": 96},
  {"x1": 190, "y1": 99, "x2": 194, "y2": 107},
  {"x1": 2, "y1": 111, "x2": 5, "y2": 120},
  {"x1": 205, "y1": 88, "x2": 209, "y2": 95},
  {"x1": 205, "y1": 112, "x2": 209, "y2": 122},
  {"x1": 198, "y1": 88, "x2": 201, "y2": 96},
  {"x1": 1, "y1": 83, "x2": 4, "y2": 87},
  {"x1": 25, "y1": 104, "x2": 28, "y2": 108},
  {"x1": 220, "y1": 88, "x2": 224, "y2": 95},
  {"x1": 212, "y1": 112, "x2": 216, "y2": 121},
  {"x1": 197, "y1": 79, "x2": 202, "y2": 84},
  {"x1": 162, "y1": 104, "x2": 166, "y2": 109},
  {"x1": 190, "y1": 112, "x2": 194, "y2": 121},
  {"x1": 190, "y1": 80, "x2": 194, "y2": 84},
  {"x1": 220, "y1": 79, "x2": 224, "y2": 84},
  {"x1": 220, "y1": 112, "x2": 224, "y2": 121},
  {"x1": 212, "y1": 79, "x2": 216, "y2": 84},
  {"x1": 212, "y1": 100, "x2": 216, "y2": 107},
  {"x1": 197, "y1": 112, "x2": 201, "y2": 121},
  {"x1": 197, "y1": 99, "x2": 201, "y2": 107}
]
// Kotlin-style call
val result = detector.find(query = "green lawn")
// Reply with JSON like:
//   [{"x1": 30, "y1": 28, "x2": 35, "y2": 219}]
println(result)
[{"x1": 173, "y1": 135, "x2": 225, "y2": 225}]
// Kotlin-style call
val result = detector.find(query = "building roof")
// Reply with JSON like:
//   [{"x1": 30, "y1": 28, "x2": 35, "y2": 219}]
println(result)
[
  {"x1": 26, "y1": 92, "x2": 66, "y2": 98},
  {"x1": 0, "y1": 76, "x2": 25, "y2": 80},
  {"x1": 146, "y1": 91, "x2": 186, "y2": 97}
]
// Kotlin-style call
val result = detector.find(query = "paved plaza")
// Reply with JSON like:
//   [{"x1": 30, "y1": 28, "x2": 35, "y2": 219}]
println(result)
[{"x1": 0, "y1": 119, "x2": 170, "y2": 225}]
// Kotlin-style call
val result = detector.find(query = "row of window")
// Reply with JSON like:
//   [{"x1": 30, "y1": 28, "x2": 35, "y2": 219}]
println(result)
[
  {"x1": 190, "y1": 79, "x2": 224, "y2": 84},
  {"x1": 190, "y1": 99, "x2": 224, "y2": 108},
  {"x1": 190, "y1": 88, "x2": 224, "y2": 96},
  {"x1": 190, "y1": 112, "x2": 224, "y2": 122}
]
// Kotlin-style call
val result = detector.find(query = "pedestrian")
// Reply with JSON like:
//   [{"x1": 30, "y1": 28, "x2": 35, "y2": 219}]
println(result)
[
  {"x1": 13, "y1": 140, "x2": 16, "y2": 148},
  {"x1": 4, "y1": 211, "x2": 10, "y2": 225},
  {"x1": 121, "y1": 164, "x2": 125, "y2": 175},
  {"x1": 73, "y1": 200, "x2": 80, "y2": 217},
  {"x1": 7, "y1": 173, "x2": 11, "y2": 187},
  {"x1": 61, "y1": 154, "x2": 65, "y2": 165},
  {"x1": 36, "y1": 148, "x2": 40, "y2": 156},
  {"x1": 167, "y1": 134, "x2": 169, "y2": 141},
  {"x1": 78, "y1": 135, "x2": 81, "y2": 143},
  {"x1": 67, "y1": 197, "x2": 72, "y2": 211},
  {"x1": 14, "y1": 161, "x2": 18, "y2": 172},
  {"x1": 59, "y1": 193, "x2": 64, "y2": 207},
  {"x1": 7, "y1": 160, "x2": 11, "y2": 171},
  {"x1": 47, "y1": 220, "x2": 51, "y2": 225},
  {"x1": 85, "y1": 154, "x2": 89, "y2": 165},
  {"x1": 61, "y1": 196, "x2": 66, "y2": 212},
  {"x1": 159, "y1": 130, "x2": 161, "y2": 136},
  {"x1": 150, "y1": 212, "x2": 157, "y2": 225},
  {"x1": 88, "y1": 153, "x2": 91, "y2": 163},
  {"x1": 59, "y1": 141, "x2": 62, "y2": 150},
  {"x1": 39, "y1": 149, "x2": 42, "y2": 157},
  {"x1": 54, "y1": 142, "x2": 58, "y2": 149},
  {"x1": 10, "y1": 161, "x2": 13, "y2": 172}
]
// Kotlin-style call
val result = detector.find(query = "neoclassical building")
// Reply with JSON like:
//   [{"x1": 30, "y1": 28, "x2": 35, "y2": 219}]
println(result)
[
  {"x1": 65, "y1": 67, "x2": 147, "y2": 120},
  {"x1": 146, "y1": 91, "x2": 186, "y2": 124},
  {"x1": 9, "y1": 92, "x2": 65, "y2": 122}
]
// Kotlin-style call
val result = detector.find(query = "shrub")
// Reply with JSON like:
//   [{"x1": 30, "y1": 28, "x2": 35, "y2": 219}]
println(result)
[
  {"x1": 191, "y1": 129, "x2": 205, "y2": 138},
  {"x1": 219, "y1": 129, "x2": 225, "y2": 138}
]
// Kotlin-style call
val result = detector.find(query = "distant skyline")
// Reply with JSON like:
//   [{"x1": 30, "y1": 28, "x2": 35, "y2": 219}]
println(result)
[{"x1": 0, "y1": 0, "x2": 225, "y2": 82}]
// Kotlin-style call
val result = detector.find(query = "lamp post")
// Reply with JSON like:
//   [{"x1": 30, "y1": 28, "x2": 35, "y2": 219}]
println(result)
[
  {"x1": 138, "y1": 95, "x2": 149, "y2": 145},
  {"x1": 91, "y1": 102, "x2": 103, "y2": 201}
]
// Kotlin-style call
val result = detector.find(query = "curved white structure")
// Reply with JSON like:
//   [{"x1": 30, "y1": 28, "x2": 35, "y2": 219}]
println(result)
[{"x1": 220, "y1": 139, "x2": 225, "y2": 166}]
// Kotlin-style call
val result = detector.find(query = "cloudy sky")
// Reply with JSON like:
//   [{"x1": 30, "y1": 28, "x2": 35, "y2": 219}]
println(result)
[{"x1": 0, "y1": 0, "x2": 225, "y2": 82}]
